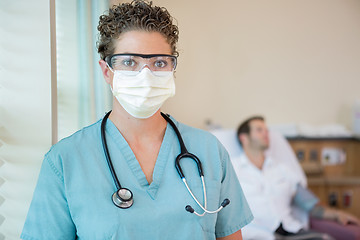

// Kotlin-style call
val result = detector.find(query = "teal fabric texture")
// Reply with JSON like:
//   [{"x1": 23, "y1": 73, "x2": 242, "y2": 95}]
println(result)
[{"x1": 21, "y1": 116, "x2": 253, "y2": 240}]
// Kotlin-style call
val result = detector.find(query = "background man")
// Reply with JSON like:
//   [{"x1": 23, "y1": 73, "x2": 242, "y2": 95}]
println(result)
[{"x1": 232, "y1": 116, "x2": 360, "y2": 240}]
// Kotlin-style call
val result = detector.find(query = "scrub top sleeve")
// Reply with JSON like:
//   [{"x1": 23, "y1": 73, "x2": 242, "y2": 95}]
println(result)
[
  {"x1": 215, "y1": 149, "x2": 254, "y2": 238},
  {"x1": 21, "y1": 153, "x2": 76, "y2": 240}
]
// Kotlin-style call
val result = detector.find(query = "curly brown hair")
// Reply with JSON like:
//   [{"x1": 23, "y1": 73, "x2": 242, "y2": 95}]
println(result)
[{"x1": 97, "y1": 0, "x2": 179, "y2": 60}]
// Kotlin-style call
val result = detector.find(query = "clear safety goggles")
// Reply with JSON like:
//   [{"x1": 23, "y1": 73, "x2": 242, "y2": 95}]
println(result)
[{"x1": 105, "y1": 53, "x2": 177, "y2": 76}]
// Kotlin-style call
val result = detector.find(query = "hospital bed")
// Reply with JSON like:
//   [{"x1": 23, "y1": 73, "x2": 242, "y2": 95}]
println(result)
[{"x1": 210, "y1": 128, "x2": 360, "y2": 240}]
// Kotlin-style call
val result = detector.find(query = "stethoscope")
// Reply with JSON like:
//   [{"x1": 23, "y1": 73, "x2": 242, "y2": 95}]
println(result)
[{"x1": 101, "y1": 111, "x2": 230, "y2": 216}]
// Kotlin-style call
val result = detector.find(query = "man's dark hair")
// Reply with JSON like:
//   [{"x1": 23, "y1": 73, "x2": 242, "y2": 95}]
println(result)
[{"x1": 236, "y1": 116, "x2": 265, "y2": 146}]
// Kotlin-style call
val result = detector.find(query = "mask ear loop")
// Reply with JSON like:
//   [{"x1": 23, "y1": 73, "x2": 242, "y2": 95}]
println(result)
[
  {"x1": 106, "y1": 62, "x2": 114, "y2": 73},
  {"x1": 105, "y1": 63, "x2": 115, "y2": 93}
]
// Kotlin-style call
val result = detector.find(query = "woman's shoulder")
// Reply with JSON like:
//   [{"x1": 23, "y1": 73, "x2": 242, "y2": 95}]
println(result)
[
  {"x1": 172, "y1": 117, "x2": 228, "y2": 155},
  {"x1": 174, "y1": 117, "x2": 219, "y2": 142},
  {"x1": 47, "y1": 119, "x2": 102, "y2": 157}
]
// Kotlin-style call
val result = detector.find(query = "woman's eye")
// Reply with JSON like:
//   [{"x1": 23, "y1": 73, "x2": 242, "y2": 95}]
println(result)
[
  {"x1": 122, "y1": 59, "x2": 136, "y2": 67},
  {"x1": 154, "y1": 60, "x2": 167, "y2": 68}
]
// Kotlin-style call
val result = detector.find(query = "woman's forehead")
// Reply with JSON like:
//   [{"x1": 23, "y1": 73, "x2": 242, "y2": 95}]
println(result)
[{"x1": 113, "y1": 31, "x2": 172, "y2": 55}]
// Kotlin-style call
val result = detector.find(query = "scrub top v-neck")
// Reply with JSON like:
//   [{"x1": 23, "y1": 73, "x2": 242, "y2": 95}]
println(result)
[
  {"x1": 104, "y1": 117, "x2": 173, "y2": 199},
  {"x1": 21, "y1": 115, "x2": 253, "y2": 240}
]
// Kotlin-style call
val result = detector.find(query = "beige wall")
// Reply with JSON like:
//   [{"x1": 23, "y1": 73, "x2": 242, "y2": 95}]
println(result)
[{"x1": 153, "y1": 0, "x2": 360, "y2": 130}]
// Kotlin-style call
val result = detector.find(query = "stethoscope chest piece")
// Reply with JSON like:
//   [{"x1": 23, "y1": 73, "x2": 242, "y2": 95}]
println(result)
[{"x1": 112, "y1": 188, "x2": 133, "y2": 209}]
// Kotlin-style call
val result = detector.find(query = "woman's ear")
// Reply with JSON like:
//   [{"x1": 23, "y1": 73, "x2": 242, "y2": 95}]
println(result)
[{"x1": 99, "y1": 59, "x2": 113, "y2": 85}]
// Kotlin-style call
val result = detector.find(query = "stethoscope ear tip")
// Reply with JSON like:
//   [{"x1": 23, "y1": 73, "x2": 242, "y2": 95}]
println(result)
[
  {"x1": 185, "y1": 205, "x2": 195, "y2": 213},
  {"x1": 221, "y1": 199, "x2": 230, "y2": 208}
]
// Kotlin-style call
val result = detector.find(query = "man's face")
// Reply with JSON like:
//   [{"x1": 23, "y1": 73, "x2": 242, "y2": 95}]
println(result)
[{"x1": 248, "y1": 119, "x2": 269, "y2": 151}]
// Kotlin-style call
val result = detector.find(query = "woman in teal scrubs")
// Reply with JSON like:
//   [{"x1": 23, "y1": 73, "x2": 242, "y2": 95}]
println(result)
[{"x1": 21, "y1": 1, "x2": 253, "y2": 239}]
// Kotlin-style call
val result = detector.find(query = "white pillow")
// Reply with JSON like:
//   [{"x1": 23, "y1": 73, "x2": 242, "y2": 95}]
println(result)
[{"x1": 210, "y1": 129, "x2": 243, "y2": 159}]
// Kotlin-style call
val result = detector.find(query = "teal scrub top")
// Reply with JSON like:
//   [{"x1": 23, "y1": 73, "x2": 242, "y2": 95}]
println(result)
[{"x1": 21, "y1": 116, "x2": 253, "y2": 240}]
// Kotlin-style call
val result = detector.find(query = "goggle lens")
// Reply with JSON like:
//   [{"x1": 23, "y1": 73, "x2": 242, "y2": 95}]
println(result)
[{"x1": 107, "y1": 54, "x2": 177, "y2": 75}]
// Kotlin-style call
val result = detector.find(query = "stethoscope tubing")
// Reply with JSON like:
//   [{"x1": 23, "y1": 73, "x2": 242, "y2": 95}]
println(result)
[
  {"x1": 101, "y1": 111, "x2": 122, "y2": 190},
  {"x1": 101, "y1": 111, "x2": 230, "y2": 214},
  {"x1": 161, "y1": 112, "x2": 204, "y2": 179}
]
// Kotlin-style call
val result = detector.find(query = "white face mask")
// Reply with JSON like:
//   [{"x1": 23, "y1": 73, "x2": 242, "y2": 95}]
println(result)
[{"x1": 110, "y1": 68, "x2": 175, "y2": 119}]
